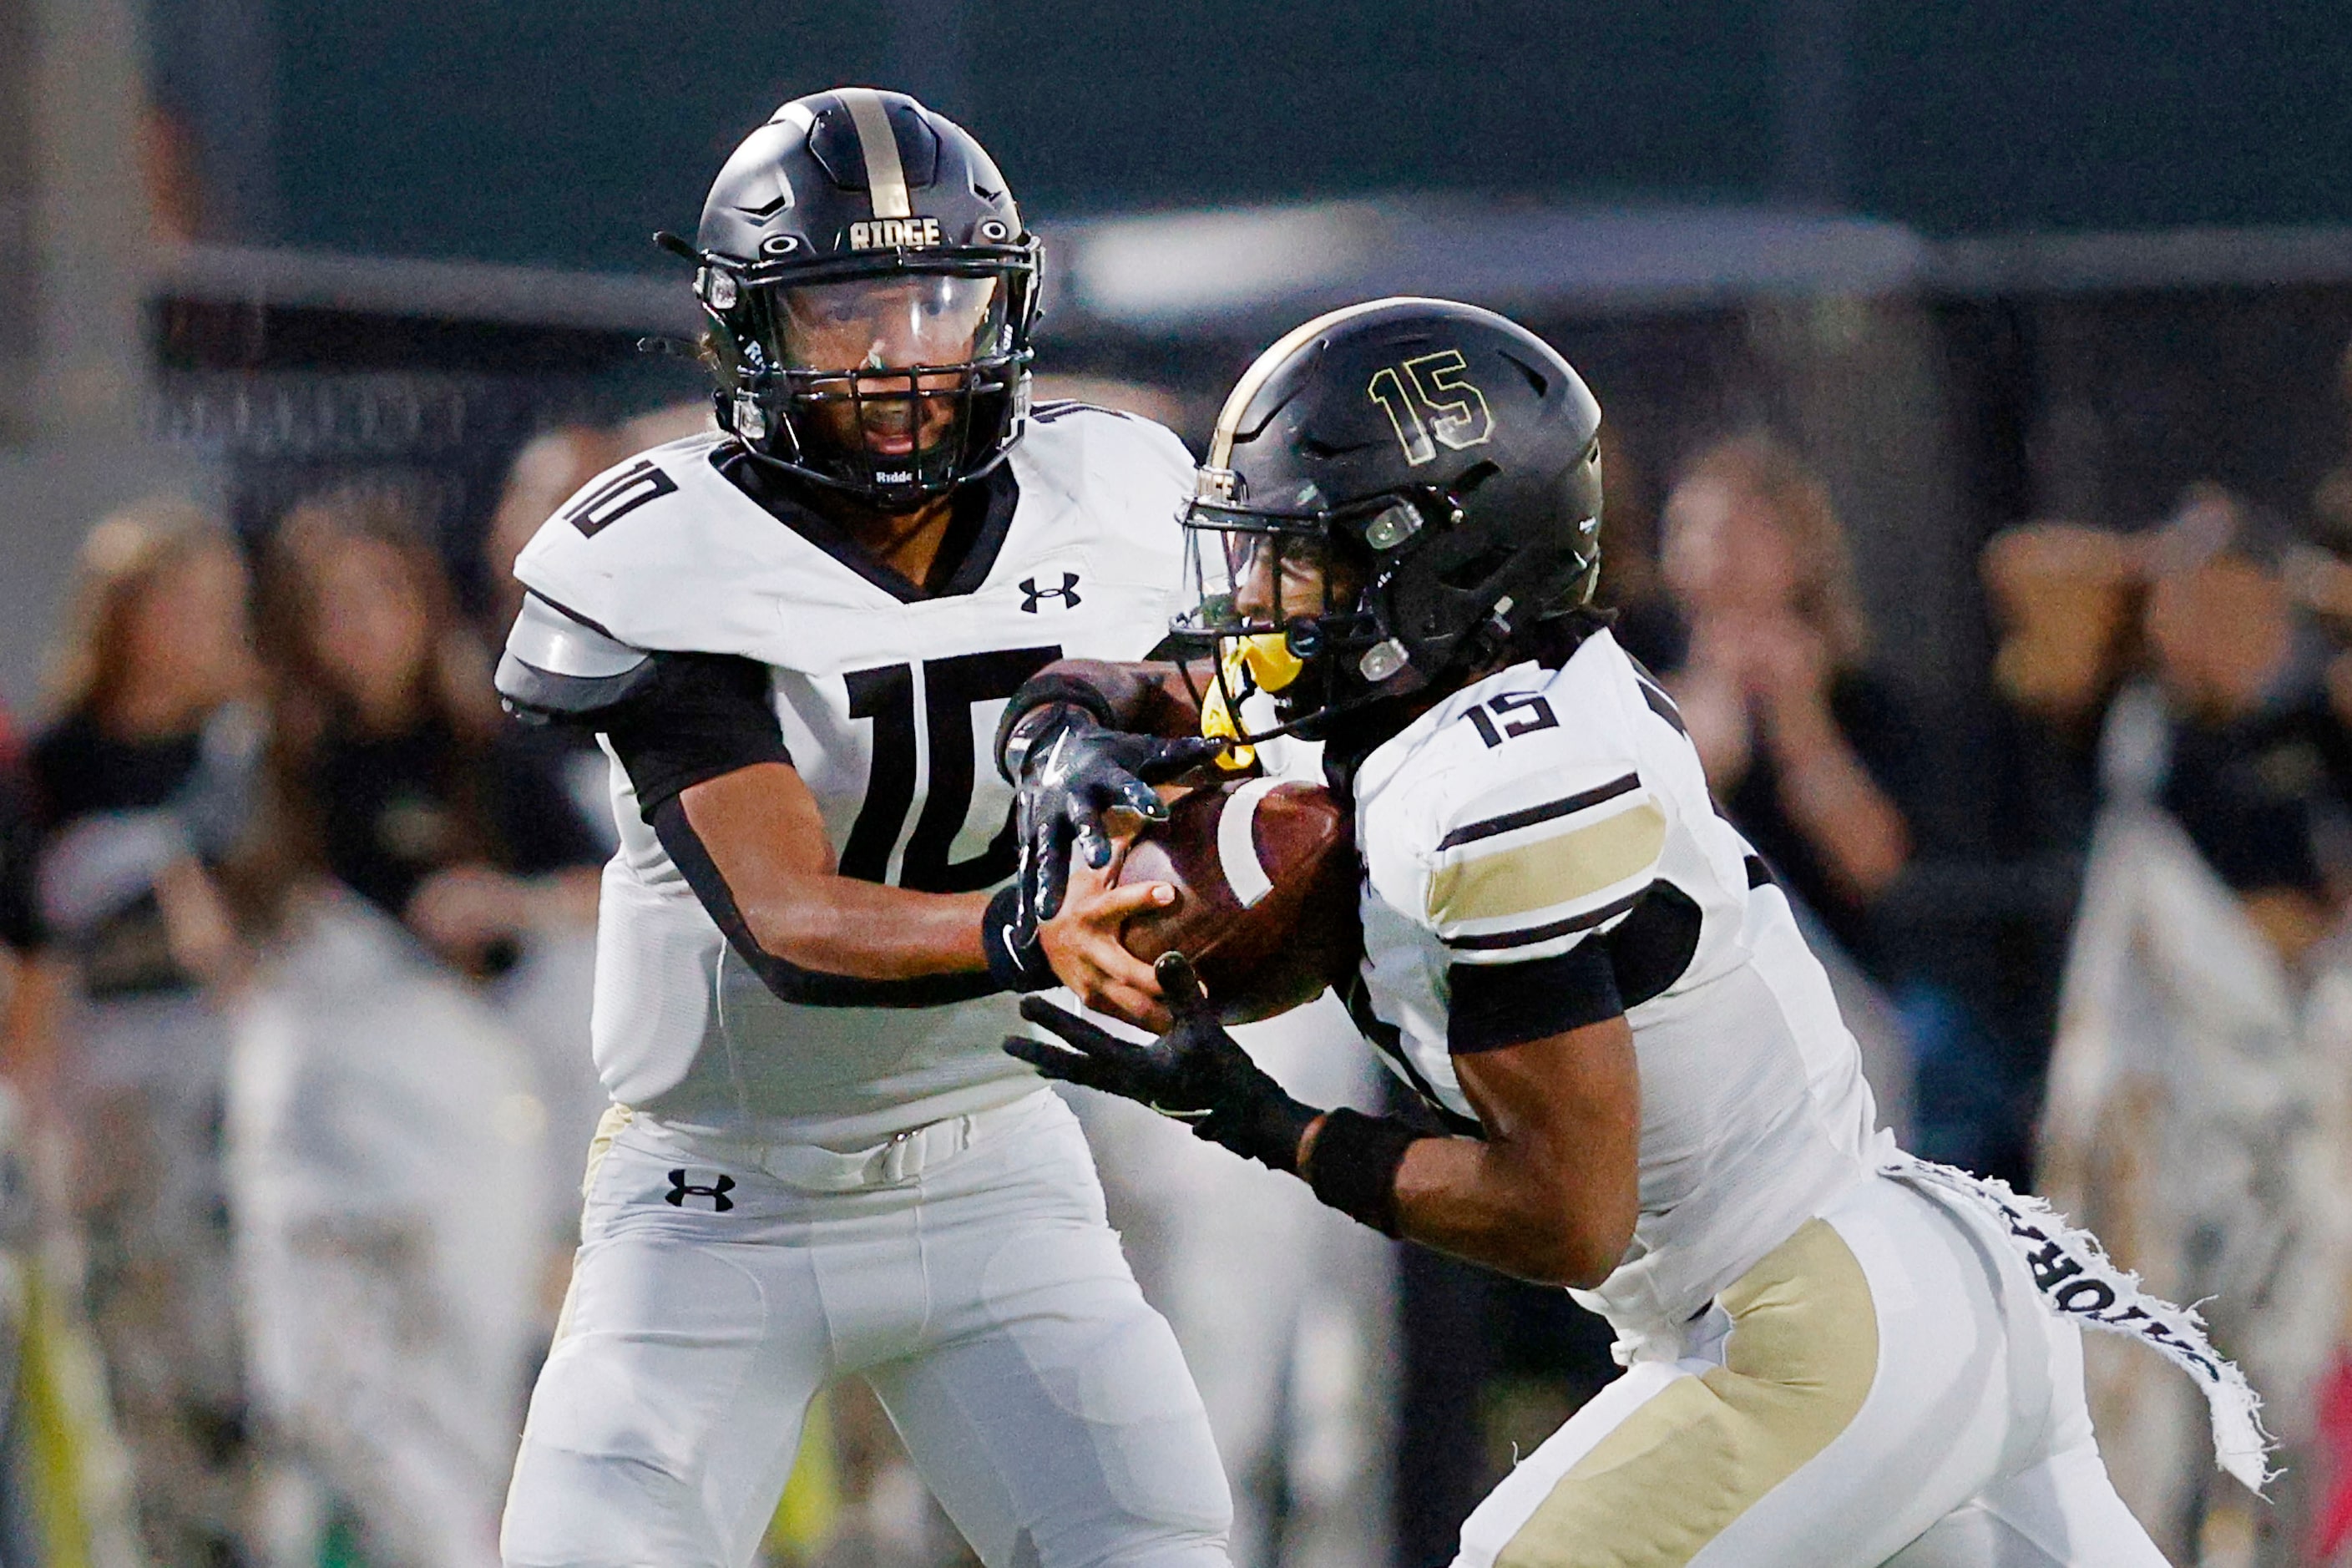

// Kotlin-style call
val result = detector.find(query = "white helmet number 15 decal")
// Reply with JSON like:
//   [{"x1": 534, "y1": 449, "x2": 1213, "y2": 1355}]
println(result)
[{"x1": 1367, "y1": 349, "x2": 1495, "y2": 466}]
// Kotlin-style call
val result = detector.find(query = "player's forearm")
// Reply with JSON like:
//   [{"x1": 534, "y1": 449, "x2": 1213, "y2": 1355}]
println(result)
[
  {"x1": 1296, "y1": 1017, "x2": 1641, "y2": 1287},
  {"x1": 661, "y1": 771, "x2": 997, "y2": 996},
  {"x1": 1381, "y1": 1134, "x2": 1632, "y2": 1288},
  {"x1": 735, "y1": 878, "x2": 991, "y2": 979}
]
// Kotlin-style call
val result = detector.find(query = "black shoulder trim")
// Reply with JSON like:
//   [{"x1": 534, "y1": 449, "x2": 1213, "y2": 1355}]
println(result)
[
  {"x1": 1449, "y1": 942, "x2": 1621, "y2": 1053},
  {"x1": 1444, "y1": 880, "x2": 1699, "y2": 1049},
  {"x1": 495, "y1": 649, "x2": 659, "y2": 724},
  {"x1": 1440, "y1": 885, "x2": 1646, "y2": 952},
  {"x1": 1637, "y1": 679, "x2": 1688, "y2": 736},
  {"x1": 528, "y1": 590, "x2": 623, "y2": 642},
  {"x1": 1603, "y1": 881, "x2": 1702, "y2": 1009},
  {"x1": 1435, "y1": 772, "x2": 1640, "y2": 851}
]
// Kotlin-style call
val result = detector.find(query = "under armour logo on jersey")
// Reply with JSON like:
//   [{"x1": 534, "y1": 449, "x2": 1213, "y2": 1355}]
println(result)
[
  {"x1": 665, "y1": 1170, "x2": 736, "y2": 1211},
  {"x1": 1019, "y1": 573, "x2": 1082, "y2": 613}
]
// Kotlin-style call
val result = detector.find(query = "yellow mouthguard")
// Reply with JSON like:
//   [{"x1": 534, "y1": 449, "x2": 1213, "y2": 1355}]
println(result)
[{"x1": 1200, "y1": 634, "x2": 1306, "y2": 771}]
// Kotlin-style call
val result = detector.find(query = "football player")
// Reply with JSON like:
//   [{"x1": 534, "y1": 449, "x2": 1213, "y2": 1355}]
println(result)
[
  {"x1": 1001, "y1": 298, "x2": 2263, "y2": 1566},
  {"x1": 492, "y1": 90, "x2": 1232, "y2": 1568}
]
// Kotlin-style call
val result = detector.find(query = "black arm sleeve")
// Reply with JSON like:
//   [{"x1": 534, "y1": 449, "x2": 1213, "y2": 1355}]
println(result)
[
  {"x1": 1448, "y1": 942, "x2": 1623, "y2": 1055},
  {"x1": 644, "y1": 793, "x2": 1000, "y2": 1009},
  {"x1": 599, "y1": 653, "x2": 792, "y2": 822},
  {"x1": 1445, "y1": 879, "x2": 1703, "y2": 1054}
]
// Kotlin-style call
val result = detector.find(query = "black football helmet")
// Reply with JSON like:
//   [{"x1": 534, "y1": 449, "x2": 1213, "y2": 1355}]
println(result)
[
  {"x1": 1173, "y1": 297, "x2": 1604, "y2": 746},
  {"x1": 665, "y1": 89, "x2": 1041, "y2": 513}
]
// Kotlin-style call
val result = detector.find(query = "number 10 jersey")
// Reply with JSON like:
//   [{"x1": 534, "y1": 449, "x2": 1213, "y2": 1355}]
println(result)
[{"x1": 510, "y1": 407, "x2": 1196, "y2": 1148}]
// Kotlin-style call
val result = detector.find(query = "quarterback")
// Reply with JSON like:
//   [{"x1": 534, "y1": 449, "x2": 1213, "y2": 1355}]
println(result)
[
  {"x1": 1002, "y1": 298, "x2": 2264, "y2": 1566},
  {"x1": 492, "y1": 90, "x2": 1232, "y2": 1568}
]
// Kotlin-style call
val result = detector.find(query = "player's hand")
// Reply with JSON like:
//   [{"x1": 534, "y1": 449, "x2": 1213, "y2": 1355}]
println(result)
[
  {"x1": 1005, "y1": 954, "x2": 1320, "y2": 1172},
  {"x1": 1035, "y1": 845, "x2": 1176, "y2": 1031},
  {"x1": 1007, "y1": 706, "x2": 1216, "y2": 943}
]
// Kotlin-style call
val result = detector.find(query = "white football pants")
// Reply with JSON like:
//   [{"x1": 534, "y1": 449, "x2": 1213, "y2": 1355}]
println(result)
[
  {"x1": 500, "y1": 1088, "x2": 1233, "y2": 1568},
  {"x1": 1453, "y1": 1172, "x2": 2169, "y2": 1568}
]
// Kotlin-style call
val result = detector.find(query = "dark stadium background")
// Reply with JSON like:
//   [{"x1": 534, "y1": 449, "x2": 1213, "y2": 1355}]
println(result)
[{"x1": 161, "y1": 0, "x2": 2352, "y2": 260}]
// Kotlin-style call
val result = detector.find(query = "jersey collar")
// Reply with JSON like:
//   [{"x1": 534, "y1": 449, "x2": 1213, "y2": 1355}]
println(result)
[{"x1": 711, "y1": 443, "x2": 1022, "y2": 604}]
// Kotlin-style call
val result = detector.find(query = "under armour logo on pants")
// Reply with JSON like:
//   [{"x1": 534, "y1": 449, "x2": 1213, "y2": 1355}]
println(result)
[
  {"x1": 665, "y1": 1170, "x2": 736, "y2": 1211},
  {"x1": 1020, "y1": 573, "x2": 1082, "y2": 612}
]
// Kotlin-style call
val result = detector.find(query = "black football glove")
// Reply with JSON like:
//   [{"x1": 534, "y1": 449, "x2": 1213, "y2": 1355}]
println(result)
[
  {"x1": 1004, "y1": 704, "x2": 1216, "y2": 943},
  {"x1": 1005, "y1": 953, "x2": 1321, "y2": 1172}
]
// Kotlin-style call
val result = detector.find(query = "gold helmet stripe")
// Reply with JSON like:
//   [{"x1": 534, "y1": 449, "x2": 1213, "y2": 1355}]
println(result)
[
  {"x1": 837, "y1": 88, "x2": 913, "y2": 220},
  {"x1": 1203, "y1": 296, "x2": 1441, "y2": 473}
]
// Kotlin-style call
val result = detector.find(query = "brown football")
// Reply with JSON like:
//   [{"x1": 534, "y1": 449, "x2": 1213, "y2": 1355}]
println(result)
[{"x1": 1115, "y1": 776, "x2": 1361, "y2": 1022}]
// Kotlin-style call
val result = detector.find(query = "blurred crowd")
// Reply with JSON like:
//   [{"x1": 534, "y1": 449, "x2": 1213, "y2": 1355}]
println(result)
[{"x1": 12, "y1": 349, "x2": 2352, "y2": 1568}]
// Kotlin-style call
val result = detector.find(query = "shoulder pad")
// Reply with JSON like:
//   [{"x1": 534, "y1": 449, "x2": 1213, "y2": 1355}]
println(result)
[{"x1": 495, "y1": 593, "x2": 657, "y2": 722}]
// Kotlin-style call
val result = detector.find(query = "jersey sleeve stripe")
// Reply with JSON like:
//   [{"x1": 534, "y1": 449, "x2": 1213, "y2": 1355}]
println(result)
[
  {"x1": 1441, "y1": 886, "x2": 1647, "y2": 951},
  {"x1": 1434, "y1": 772, "x2": 1641, "y2": 851},
  {"x1": 1637, "y1": 680, "x2": 1688, "y2": 736},
  {"x1": 1427, "y1": 800, "x2": 1667, "y2": 926}
]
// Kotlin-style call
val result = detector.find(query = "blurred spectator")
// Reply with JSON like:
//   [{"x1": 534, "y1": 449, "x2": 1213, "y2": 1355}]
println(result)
[
  {"x1": 2136, "y1": 488, "x2": 2352, "y2": 961},
  {"x1": 1657, "y1": 434, "x2": 1916, "y2": 957},
  {"x1": 1965, "y1": 520, "x2": 2150, "y2": 1181},
  {"x1": 23, "y1": 499, "x2": 262, "y2": 1566},
  {"x1": 1651, "y1": 435, "x2": 1926, "y2": 1153},
  {"x1": 2030, "y1": 490, "x2": 2352, "y2": 1559},
  {"x1": 1981, "y1": 519, "x2": 2143, "y2": 847},
  {"x1": 250, "y1": 486, "x2": 603, "y2": 972},
  {"x1": 225, "y1": 487, "x2": 600, "y2": 1568}
]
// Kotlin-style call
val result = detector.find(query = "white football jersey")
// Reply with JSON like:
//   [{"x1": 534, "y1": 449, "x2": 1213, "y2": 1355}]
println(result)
[
  {"x1": 511, "y1": 406, "x2": 1196, "y2": 1147},
  {"x1": 1348, "y1": 625, "x2": 1889, "y2": 1336}
]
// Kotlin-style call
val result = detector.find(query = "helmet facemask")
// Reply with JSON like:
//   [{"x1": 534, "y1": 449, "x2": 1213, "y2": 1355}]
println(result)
[
  {"x1": 1173, "y1": 482, "x2": 1452, "y2": 751},
  {"x1": 704, "y1": 253, "x2": 1035, "y2": 513}
]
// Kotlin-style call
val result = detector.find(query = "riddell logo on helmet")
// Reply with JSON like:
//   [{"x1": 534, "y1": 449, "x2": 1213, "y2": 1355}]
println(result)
[{"x1": 849, "y1": 217, "x2": 943, "y2": 250}]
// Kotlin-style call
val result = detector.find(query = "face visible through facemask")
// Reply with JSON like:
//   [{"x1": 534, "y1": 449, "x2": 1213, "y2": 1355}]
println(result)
[
  {"x1": 1227, "y1": 530, "x2": 1367, "y2": 633},
  {"x1": 775, "y1": 273, "x2": 1005, "y2": 469}
]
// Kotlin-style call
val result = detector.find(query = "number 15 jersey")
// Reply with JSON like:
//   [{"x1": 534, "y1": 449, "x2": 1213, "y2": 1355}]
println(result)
[
  {"x1": 508, "y1": 407, "x2": 1194, "y2": 1149},
  {"x1": 1347, "y1": 623, "x2": 1890, "y2": 1339}
]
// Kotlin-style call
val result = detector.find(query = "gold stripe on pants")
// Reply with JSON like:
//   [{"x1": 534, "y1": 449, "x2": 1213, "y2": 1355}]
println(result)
[{"x1": 1497, "y1": 1217, "x2": 1879, "y2": 1567}]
